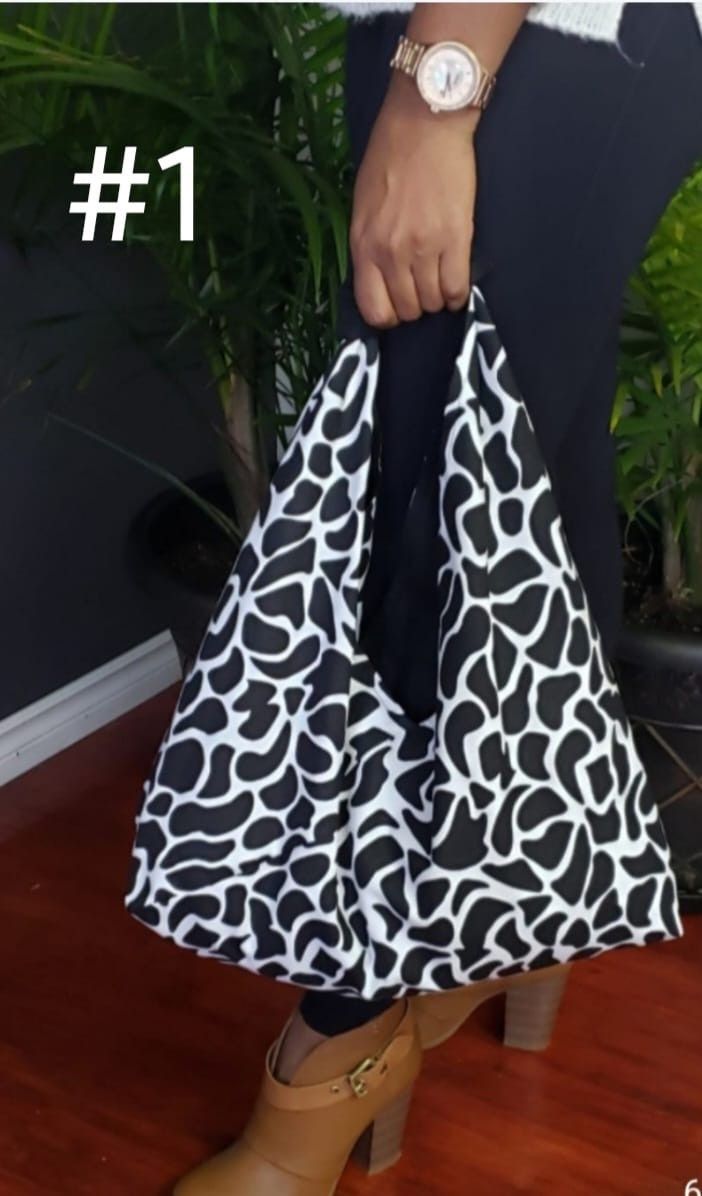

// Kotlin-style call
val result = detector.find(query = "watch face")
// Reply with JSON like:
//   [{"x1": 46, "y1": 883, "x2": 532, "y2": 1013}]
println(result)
[{"x1": 416, "y1": 42, "x2": 479, "y2": 111}]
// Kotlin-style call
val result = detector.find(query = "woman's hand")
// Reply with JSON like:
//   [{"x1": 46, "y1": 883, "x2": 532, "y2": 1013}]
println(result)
[
  {"x1": 348, "y1": 3, "x2": 531, "y2": 329},
  {"x1": 350, "y1": 74, "x2": 479, "y2": 329}
]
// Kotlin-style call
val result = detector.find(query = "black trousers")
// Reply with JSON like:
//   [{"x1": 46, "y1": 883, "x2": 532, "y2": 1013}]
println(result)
[{"x1": 299, "y1": 3, "x2": 702, "y2": 1035}]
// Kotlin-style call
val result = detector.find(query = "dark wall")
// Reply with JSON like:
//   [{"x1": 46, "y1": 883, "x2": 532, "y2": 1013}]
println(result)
[{"x1": 0, "y1": 232, "x2": 220, "y2": 720}]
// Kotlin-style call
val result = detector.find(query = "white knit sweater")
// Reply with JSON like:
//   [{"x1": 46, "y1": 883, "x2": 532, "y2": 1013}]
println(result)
[{"x1": 325, "y1": 2, "x2": 702, "y2": 45}]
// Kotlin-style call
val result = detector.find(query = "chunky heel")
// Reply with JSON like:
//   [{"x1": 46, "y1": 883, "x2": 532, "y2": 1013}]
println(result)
[
  {"x1": 351, "y1": 1084, "x2": 414, "y2": 1176},
  {"x1": 503, "y1": 963, "x2": 571, "y2": 1051},
  {"x1": 412, "y1": 961, "x2": 573, "y2": 1051}
]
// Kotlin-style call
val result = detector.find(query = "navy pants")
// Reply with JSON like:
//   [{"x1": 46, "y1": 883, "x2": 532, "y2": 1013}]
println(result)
[{"x1": 300, "y1": 3, "x2": 702, "y2": 1036}]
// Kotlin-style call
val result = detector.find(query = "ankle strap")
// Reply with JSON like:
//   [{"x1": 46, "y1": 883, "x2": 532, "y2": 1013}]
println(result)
[{"x1": 263, "y1": 1006, "x2": 416, "y2": 1111}]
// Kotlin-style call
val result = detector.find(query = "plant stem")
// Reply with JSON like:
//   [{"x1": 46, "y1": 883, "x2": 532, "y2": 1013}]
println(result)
[
  {"x1": 661, "y1": 498, "x2": 683, "y2": 603},
  {"x1": 205, "y1": 232, "x2": 268, "y2": 537},
  {"x1": 683, "y1": 451, "x2": 702, "y2": 606},
  {"x1": 216, "y1": 369, "x2": 268, "y2": 539}
]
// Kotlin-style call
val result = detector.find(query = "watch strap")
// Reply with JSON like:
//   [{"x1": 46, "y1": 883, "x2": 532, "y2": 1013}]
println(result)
[
  {"x1": 473, "y1": 69, "x2": 497, "y2": 109},
  {"x1": 389, "y1": 32, "x2": 426, "y2": 78}
]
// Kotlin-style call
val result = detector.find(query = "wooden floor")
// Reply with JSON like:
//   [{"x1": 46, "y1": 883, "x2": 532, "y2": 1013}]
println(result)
[{"x1": 2, "y1": 686, "x2": 701, "y2": 1196}]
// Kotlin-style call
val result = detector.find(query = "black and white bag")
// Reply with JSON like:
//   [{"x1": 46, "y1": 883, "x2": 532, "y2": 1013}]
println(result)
[{"x1": 125, "y1": 287, "x2": 683, "y2": 1000}]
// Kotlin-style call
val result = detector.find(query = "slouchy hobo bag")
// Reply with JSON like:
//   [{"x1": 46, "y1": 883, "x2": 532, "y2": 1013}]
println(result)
[{"x1": 125, "y1": 287, "x2": 683, "y2": 1000}]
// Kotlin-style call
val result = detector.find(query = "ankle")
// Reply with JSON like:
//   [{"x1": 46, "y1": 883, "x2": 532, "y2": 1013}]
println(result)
[
  {"x1": 272, "y1": 999, "x2": 407, "y2": 1086},
  {"x1": 272, "y1": 1010, "x2": 329, "y2": 1084},
  {"x1": 298, "y1": 991, "x2": 395, "y2": 1037}
]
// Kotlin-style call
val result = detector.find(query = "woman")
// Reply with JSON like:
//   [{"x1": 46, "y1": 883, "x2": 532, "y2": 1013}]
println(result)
[{"x1": 171, "y1": 3, "x2": 702, "y2": 1191}]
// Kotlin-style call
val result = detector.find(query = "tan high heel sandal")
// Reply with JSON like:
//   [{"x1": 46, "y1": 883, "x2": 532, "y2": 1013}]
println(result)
[
  {"x1": 173, "y1": 999, "x2": 422, "y2": 1195},
  {"x1": 412, "y1": 962, "x2": 572, "y2": 1052}
]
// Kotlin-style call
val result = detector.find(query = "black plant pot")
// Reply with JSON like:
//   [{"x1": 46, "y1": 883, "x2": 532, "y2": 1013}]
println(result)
[
  {"x1": 125, "y1": 471, "x2": 239, "y2": 669},
  {"x1": 615, "y1": 622, "x2": 702, "y2": 729},
  {"x1": 614, "y1": 623, "x2": 702, "y2": 915}
]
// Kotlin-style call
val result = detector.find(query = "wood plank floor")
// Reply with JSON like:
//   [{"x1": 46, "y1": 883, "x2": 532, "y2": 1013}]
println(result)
[{"x1": 2, "y1": 687, "x2": 701, "y2": 1196}]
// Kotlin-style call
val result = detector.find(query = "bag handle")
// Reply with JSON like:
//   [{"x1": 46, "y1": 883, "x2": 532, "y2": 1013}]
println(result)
[{"x1": 333, "y1": 249, "x2": 495, "y2": 664}]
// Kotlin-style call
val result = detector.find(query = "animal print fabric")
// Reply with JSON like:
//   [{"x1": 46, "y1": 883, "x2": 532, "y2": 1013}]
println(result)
[{"x1": 124, "y1": 287, "x2": 683, "y2": 1000}]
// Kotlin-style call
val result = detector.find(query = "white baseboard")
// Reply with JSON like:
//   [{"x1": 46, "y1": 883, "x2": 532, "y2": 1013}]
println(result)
[{"x1": 0, "y1": 630, "x2": 183, "y2": 786}]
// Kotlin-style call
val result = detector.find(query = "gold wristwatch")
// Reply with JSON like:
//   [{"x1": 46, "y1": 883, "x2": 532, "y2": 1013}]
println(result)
[{"x1": 389, "y1": 33, "x2": 496, "y2": 113}]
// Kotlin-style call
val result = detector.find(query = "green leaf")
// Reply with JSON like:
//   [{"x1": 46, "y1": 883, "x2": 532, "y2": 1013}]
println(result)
[{"x1": 51, "y1": 411, "x2": 241, "y2": 540}]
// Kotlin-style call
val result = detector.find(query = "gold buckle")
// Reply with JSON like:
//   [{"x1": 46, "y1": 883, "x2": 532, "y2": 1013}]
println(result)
[{"x1": 346, "y1": 1054, "x2": 378, "y2": 1098}]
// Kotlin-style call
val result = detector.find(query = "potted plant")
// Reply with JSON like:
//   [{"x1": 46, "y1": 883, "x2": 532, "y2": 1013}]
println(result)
[
  {"x1": 613, "y1": 160, "x2": 702, "y2": 910},
  {"x1": 0, "y1": 2, "x2": 350, "y2": 661}
]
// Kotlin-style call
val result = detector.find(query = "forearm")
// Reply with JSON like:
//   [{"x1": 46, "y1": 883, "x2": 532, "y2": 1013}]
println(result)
[
  {"x1": 384, "y1": 3, "x2": 531, "y2": 133},
  {"x1": 349, "y1": 3, "x2": 532, "y2": 326}
]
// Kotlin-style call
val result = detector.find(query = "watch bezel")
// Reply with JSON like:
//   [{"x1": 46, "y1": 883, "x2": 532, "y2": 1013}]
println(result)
[{"x1": 415, "y1": 40, "x2": 482, "y2": 112}]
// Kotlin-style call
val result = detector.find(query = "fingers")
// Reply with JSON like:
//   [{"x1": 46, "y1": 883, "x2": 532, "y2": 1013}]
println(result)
[
  {"x1": 352, "y1": 258, "x2": 401, "y2": 330},
  {"x1": 352, "y1": 225, "x2": 423, "y2": 328},
  {"x1": 351, "y1": 225, "x2": 473, "y2": 329},
  {"x1": 439, "y1": 221, "x2": 473, "y2": 312},
  {"x1": 411, "y1": 249, "x2": 445, "y2": 316}
]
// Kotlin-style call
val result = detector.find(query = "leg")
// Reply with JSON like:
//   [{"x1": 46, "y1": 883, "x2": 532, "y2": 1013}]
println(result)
[
  {"x1": 298, "y1": 990, "x2": 397, "y2": 1036},
  {"x1": 272, "y1": 990, "x2": 396, "y2": 1079},
  {"x1": 470, "y1": 2, "x2": 702, "y2": 654}
]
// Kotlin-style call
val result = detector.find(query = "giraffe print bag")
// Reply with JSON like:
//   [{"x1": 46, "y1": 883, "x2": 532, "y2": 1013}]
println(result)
[{"x1": 125, "y1": 287, "x2": 683, "y2": 1000}]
